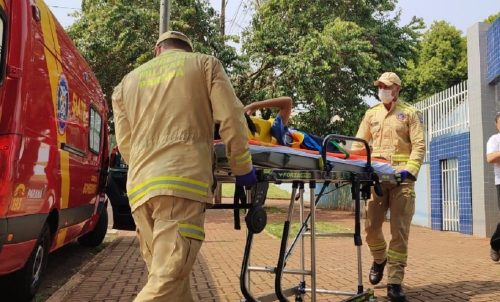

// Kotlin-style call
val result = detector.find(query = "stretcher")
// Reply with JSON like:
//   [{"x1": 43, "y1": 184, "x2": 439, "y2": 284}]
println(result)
[
  {"x1": 214, "y1": 140, "x2": 394, "y2": 175},
  {"x1": 211, "y1": 134, "x2": 400, "y2": 302}
]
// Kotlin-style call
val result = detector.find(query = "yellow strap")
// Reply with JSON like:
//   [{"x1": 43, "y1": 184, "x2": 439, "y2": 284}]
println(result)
[{"x1": 318, "y1": 157, "x2": 324, "y2": 170}]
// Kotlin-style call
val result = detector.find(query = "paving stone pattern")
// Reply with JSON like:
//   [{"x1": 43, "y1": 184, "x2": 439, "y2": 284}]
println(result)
[{"x1": 51, "y1": 203, "x2": 500, "y2": 302}]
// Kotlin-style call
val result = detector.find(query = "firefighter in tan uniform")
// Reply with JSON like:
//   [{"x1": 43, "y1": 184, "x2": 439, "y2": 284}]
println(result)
[
  {"x1": 112, "y1": 31, "x2": 257, "y2": 302},
  {"x1": 351, "y1": 72, "x2": 425, "y2": 302}
]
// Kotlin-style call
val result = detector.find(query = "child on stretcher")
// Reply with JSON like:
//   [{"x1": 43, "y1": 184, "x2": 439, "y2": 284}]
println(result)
[{"x1": 243, "y1": 97, "x2": 344, "y2": 154}]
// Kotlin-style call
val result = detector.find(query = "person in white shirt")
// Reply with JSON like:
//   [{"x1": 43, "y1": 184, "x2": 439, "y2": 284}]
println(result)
[{"x1": 485, "y1": 112, "x2": 500, "y2": 262}]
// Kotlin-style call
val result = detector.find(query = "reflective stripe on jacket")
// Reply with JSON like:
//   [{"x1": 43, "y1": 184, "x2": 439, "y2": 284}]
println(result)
[
  {"x1": 112, "y1": 49, "x2": 252, "y2": 211},
  {"x1": 352, "y1": 101, "x2": 425, "y2": 178}
]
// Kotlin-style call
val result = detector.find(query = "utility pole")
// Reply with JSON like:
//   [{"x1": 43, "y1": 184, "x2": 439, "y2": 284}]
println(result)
[
  {"x1": 220, "y1": 0, "x2": 226, "y2": 35},
  {"x1": 160, "y1": 0, "x2": 171, "y2": 35}
]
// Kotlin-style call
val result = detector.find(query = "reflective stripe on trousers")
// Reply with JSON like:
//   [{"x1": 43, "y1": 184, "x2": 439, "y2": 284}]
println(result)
[
  {"x1": 365, "y1": 181, "x2": 415, "y2": 284},
  {"x1": 132, "y1": 196, "x2": 205, "y2": 302}
]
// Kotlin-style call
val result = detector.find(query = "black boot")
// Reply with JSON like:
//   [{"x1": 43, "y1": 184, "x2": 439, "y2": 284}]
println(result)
[
  {"x1": 368, "y1": 259, "x2": 386, "y2": 285},
  {"x1": 387, "y1": 284, "x2": 406, "y2": 302}
]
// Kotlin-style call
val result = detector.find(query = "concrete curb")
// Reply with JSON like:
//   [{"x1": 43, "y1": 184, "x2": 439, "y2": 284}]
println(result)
[{"x1": 46, "y1": 233, "x2": 123, "y2": 302}]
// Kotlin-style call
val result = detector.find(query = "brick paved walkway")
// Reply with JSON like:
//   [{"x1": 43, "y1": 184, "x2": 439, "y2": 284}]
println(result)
[{"x1": 48, "y1": 203, "x2": 500, "y2": 302}]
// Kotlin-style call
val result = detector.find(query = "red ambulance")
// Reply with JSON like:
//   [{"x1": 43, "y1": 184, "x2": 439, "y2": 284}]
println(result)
[{"x1": 0, "y1": 1, "x2": 109, "y2": 300}]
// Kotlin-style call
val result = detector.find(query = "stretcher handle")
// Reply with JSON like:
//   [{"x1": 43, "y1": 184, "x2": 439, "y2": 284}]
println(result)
[{"x1": 321, "y1": 134, "x2": 371, "y2": 171}]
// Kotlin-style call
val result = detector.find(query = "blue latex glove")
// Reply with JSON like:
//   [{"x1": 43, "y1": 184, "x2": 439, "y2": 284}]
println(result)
[
  {"x1": 399, "y1": 170, "x2": 411, "y2": 182},
  {"x1": 235, "y1": 167, "x2": 257, "y2": 187}
]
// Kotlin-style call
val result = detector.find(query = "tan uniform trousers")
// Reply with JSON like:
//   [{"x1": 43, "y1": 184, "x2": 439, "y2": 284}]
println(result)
[
  {"x1": 365, "y1": 181, "x2": 415, "y2": 284},
  {"x1": 132, "y1": 196, "x2": 205, "y2": 302}
]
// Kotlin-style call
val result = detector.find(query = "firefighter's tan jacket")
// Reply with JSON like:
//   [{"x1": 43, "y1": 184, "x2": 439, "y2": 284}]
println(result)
[
  {"x1": 112, "y1": 49, "x2": 252, "y2": 212},
  {"x1": 352, "y1": 101, "x2": 425, "y2": 178}
]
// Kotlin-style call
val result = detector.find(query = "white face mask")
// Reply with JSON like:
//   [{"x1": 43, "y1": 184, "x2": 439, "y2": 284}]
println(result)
[{"x1": 378, "y1": 89, "x2": 394, "y2": 104}]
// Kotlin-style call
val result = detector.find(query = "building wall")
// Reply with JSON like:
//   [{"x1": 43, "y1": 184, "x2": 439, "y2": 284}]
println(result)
[
  {"x1": 430, "y1": 132, "x2": 473, "y2": 234},
  {"x1": 468, "y1": 22, "x2": 500, "y2": 236}
]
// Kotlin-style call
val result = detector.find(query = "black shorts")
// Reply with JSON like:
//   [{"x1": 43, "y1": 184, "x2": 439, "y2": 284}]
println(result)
[{"x1": 496, "y1": 185, "x2": 500, "y2": 211}]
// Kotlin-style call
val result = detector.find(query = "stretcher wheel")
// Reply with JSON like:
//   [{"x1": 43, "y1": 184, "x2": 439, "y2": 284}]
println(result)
[{"x1": 245, "y1": 205, "x2": 267, "y2": 233}]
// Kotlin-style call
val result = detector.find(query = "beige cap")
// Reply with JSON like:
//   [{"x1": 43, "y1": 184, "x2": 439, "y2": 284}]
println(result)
[
  {"x1": 156, "y1": 31, "x2": 193, "y2": 50},
  {"x1": 373, "y1": 72, "x2": 401, "y2": 86}
]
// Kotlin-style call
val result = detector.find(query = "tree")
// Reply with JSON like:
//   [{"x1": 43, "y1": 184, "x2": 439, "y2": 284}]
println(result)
[
  {"x1": 69, "y1": 0, "x2": 158, "y2": 104},
  {"x1": 69, "y1": 0, "x2": 243, "y2": 132},
  {"x1": 235, "y1": 0, "x2": 423, "y2": 136},
  {"x1": 401, "y1": 21, "x2": 467, "y2": 102},
  {"x1": 485, "y1": 12, "x2": 500, "y2": 24}
]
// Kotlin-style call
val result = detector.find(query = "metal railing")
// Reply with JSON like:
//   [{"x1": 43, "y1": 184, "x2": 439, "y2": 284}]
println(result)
[{"x1": 414, "y1": 81, "x2": 469, "y2": 162}]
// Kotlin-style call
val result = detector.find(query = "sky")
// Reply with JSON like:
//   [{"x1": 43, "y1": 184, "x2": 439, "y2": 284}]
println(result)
[
  {"x1": 45, "y1": 0, "x2": 81, "y2": 26},
  {"x1": 48, "y1": 0, "x2": 500, "y2": 36},
  {"x1": 46, "y1": 0, "x2": 499, "y2": 107}
]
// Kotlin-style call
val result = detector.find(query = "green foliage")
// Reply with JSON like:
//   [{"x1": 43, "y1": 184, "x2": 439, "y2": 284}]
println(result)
[
  {"x1": 263, "y1": 206, "x2": 287, "y2": 214},
  {"x1": 70, "y1": 0, "x2": 427, "y2": 135},
  {"x1": 265, "y1": 222, "x2": 350, "y2": 239},
  {"x1": 484, "y1": 12, "x2": 500, "y2": 24},
  {"x1": 69, "y1": 0, "x2": 242, "y2": 132},
  {"x1": 69, "y1": 0, "x2": 158, "y2": 105},
  {"x1": 401, "y1": 21, "x2": 467, "y2": 102},
  {"x1": 235, "y1": 0, "x2": 424, "y2": 136},
  {"x1": 221, "y1": 183, "x2": 290, "y2": 199}
]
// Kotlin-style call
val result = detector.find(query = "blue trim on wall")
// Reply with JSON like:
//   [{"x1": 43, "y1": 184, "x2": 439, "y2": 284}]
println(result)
[
  {"x1": 430, "y1": 132, "x2": 472, "y2": 235},
  {"x1": 487, "y1": 17, "x2": 500, "y2": 84}
]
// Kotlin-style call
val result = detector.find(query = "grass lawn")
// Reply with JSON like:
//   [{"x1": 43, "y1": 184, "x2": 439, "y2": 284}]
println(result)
[
  {"x1": 263, "y1": 206, "x2": 288, "y2": 214},
  {"x1": 265, "y1": 222, "x2": 351, "y2": 239},
  {"x1": 221, "y1": 183, "x2": 290, "y2": 199}
]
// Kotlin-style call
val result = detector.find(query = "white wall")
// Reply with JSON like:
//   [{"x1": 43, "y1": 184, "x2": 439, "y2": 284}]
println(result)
[{"x1": 413, "y1": 163, "x2": 430, "y2": 227}]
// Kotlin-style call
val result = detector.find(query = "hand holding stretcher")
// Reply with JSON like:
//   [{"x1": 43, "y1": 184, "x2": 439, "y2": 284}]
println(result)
[{"x1": 210, "y1": 134, "x2": 400, "y2": 302}]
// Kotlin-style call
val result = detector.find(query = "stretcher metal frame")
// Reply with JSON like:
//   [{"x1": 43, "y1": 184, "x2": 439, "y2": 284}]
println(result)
[{"x1": 211, "y1": 134, "x2": 398, "y2": 302}]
